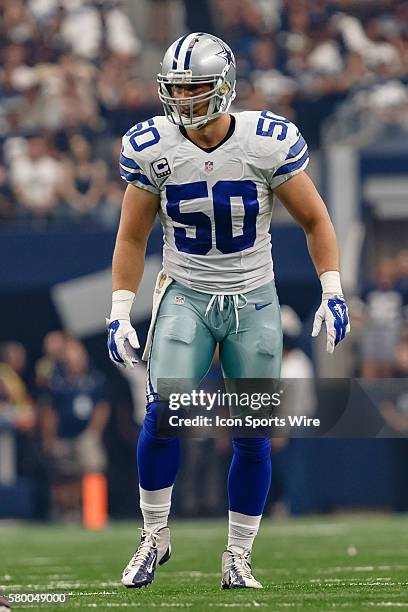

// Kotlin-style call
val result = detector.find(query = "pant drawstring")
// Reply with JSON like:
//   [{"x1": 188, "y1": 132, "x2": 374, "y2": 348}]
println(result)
[
  {"x1": 205, "y1": 294, "x2": 248, "y2": 334},
  {"x1": 232, "y1": 294, "x2": 248, "y2": 334}
]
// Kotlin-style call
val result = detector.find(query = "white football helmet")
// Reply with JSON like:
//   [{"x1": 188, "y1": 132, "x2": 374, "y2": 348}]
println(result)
[{"x1": 157, "y1": 32, "x2": 236, "y2": 129}]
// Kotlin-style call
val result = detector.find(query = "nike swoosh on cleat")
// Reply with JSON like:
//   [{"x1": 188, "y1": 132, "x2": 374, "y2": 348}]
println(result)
[
  {"x1": 146, "y1": 554, "x2": 156, "y2": 574},
  {"x1": 255, "y1": 303, "x2": 272, "y2": 311}
]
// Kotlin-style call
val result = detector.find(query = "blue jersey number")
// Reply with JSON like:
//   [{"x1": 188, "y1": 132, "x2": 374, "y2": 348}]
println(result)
[
  {"x1": 166, "y1": 180, "x2": 259, "y2": 255},
  {"x1": 166, "y1": 183, "x2": 212, "y2": 255},
  {"x1": 126, "y1": 119, "x2": 160, "y2": 152},
  {"x1": 256, "y1": 111, "x2": 289, "y2": 141}
]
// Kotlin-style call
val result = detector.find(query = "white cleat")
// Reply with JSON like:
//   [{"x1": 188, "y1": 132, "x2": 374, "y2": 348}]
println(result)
[
  {"x1": 221, "y1": 546, "x2": 263, "y2": 589},
  {"x1": 121, "y1": 527, "x2": 171, "y2": 588}
]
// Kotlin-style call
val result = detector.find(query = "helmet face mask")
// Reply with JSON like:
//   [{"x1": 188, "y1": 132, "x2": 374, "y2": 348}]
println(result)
[{"x1": 157, "y1": 33, "x2": 236, "y2": 129}]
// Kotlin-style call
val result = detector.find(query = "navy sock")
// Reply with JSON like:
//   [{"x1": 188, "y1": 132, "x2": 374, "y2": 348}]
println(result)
[
  {"x1": 137, "y1": 401, "x2": 181, "y2": 490},
  {"x1": 228, "y1": 436, "x2": 272, "y2": 516}
]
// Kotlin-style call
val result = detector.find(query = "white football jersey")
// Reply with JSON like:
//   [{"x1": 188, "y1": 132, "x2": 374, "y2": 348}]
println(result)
[{"x1": 120, "y1": 111, "x2": 309, "y2": 294}]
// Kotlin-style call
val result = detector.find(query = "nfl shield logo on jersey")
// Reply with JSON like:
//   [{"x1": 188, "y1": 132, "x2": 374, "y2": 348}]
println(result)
[
  {"x1": 175, "y1": 295, "x2": 185, "y2": 305},
  {"x1": 204, "y1": 160, "x2": 214, "y2": 173}
]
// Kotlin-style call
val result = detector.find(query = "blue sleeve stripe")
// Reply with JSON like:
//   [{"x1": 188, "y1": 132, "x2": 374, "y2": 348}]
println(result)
[
  {"x1": 287, "y1": 135, "x2": 306, "y2": 159},
  {"x1": 119, "y1": 162, "x2": 141, "y2": 175},
  {"x1": 120, "y1": 152, "x2": 141, "y2": 171},
  {"x1": 274, "y1": 149, "x2": 309, "y2": 177},
  {"x1": 135, "y1": 174, "x2": 153, "y2": 187},
  {"x1": 119, "y1": 167, "x2": 140, "y2": 181},
  {"x1": 120, "y1": 168, "x2": 153, "y2": 186}
]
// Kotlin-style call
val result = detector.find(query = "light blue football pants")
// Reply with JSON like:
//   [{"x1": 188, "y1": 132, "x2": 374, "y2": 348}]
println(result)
[
  {"x1": 138, "y1": 279, "x2": 283, "y2": 516},
  {"x1": 148, "y1": 279, "x2": 282, "y2": 390}
]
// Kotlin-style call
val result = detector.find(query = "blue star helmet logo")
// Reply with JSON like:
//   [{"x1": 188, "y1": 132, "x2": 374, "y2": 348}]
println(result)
[{"x1": 215, "y1": 42, "x2": 234, "y2": 67}]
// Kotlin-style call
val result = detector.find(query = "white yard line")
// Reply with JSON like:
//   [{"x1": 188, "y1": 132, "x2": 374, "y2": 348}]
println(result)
[
  {"x1": 366, "y1": 604, "x2": 408, "y2": 608},
  {"x1": 71, "y1": 604, "x2": 194, "y2": 609},
  {"x1": 208, "y1": 604, "x2": 268, "y2": 609}
]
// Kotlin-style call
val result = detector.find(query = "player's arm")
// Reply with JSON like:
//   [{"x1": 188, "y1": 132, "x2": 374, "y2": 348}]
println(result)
[
  {"x1": 274, "y1": 171, "x2": 339, "y2": 274},
  {"x1": 274, "y1": 171, "x2": 350, "y2": 353},
  {"x1": 107, "y1": 185, "x2": 160, "y2": 367},
  {"x1": 112, "y1": 184, "x2": 159, "y2": 292}
]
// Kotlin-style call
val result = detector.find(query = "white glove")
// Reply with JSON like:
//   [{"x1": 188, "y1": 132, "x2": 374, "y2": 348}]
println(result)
[
  {"x1": 107, "y1": 289, "x2": 139, "y2": 368},
  {"x1": 311, "y1": 272, "x2": 351, "y2": 354},
  {"x1": 107, "y1": 319, "x2": 140, "y2": 368},
  {"x1": 312, "y1": 296, "x2": 350, "y2": 354}
]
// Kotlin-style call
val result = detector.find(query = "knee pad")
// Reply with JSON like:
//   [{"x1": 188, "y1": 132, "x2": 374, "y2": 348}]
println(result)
[{"x1": 232, "y1": 437, "x2": 271, "y2": 462}]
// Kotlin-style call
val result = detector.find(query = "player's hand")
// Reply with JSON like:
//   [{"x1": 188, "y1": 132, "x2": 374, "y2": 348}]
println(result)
[
  {"x1": 311, "y1": 295, "x2": 350, "y2": 354},
  {"x1": 107, "y1": 319, "x2": 140, "y2": 368}
]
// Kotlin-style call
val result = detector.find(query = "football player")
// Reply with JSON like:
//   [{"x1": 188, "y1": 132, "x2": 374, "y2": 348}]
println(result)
[{"x1": 107, "y1": 33, "x2": 350, "y2": 589}]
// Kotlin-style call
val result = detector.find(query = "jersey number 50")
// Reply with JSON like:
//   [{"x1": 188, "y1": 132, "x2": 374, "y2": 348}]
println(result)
[{"x1": 166, "y1": 180, "x2": 259, "y2": 255}]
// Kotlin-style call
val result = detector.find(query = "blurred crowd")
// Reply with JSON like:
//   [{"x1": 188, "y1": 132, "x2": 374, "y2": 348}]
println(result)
[
  {"x1": 349, "y1": 248, "x2": 408, "y2": 380},
  {"x1": 0, "y1": 0, "x2": 152, "y2": 227},
  {"x1": 0, "y1": 333, "x2": 111, "y2": 520},
  {"x1": 0, "y1": 0, "x2": 407, "y2": 225},
  {"x1": 200, "y1": 0, "x2": 408, "y2": 147}
]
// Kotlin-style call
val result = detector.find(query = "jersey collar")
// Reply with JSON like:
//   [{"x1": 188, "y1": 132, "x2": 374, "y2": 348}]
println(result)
[{"x1": 178, "y1": 115, "x2": 236, "y2": 153}]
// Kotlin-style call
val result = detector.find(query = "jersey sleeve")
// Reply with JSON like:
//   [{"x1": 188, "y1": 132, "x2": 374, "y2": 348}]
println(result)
[
  {"x1": 266, "y1": 122, "x2": 309, "y2": 190},
  {"x1": 120, "y1": 131, "x2": 160, "y2": 195}
]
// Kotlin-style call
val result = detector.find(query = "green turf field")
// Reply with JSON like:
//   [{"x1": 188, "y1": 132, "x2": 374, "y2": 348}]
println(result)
[{"x1": 0, "y1": 516, "x2": 407, "y2": 611}]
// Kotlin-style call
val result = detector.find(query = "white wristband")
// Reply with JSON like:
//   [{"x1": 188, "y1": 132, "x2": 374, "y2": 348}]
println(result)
[
  {"x1": 320, "y1": 271, "x2": 343, "y2": 297},
  {"x1": 110, "y1": 289, "x2": 135, "y2": 320}
]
